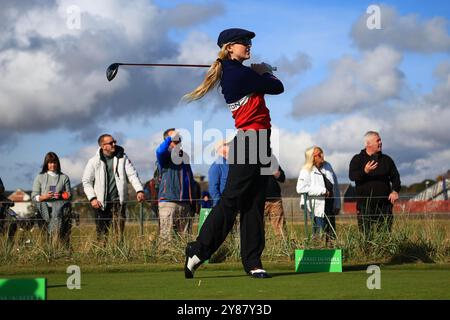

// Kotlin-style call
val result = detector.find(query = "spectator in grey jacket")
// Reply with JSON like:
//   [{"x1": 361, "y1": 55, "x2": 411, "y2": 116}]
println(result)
[
  {"x1": 82, "y1": 134, "x2": 145, "y2": 243},
  {"x1": 32, "y1": 152, "x2": 72, "y2": 246}
]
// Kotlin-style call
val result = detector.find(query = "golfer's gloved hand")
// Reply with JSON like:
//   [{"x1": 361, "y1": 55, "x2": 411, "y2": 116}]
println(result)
[
  {"x1": 251, "y1": 62, "x2": 275, "y2": 75},
  {"x1": 262, "y1": 62, "x2": 277, "y2": 73}
]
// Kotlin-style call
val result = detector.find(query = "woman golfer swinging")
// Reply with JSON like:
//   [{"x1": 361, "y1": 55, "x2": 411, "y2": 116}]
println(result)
[{"x1": 183, "y1": 28, "x2": 284, "y2": 279}]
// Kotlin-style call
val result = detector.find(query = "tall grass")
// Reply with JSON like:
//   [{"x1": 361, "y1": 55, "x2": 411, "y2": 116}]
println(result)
[{"x1": 0, "y1": 215, "x2": 449, "y2": 268}]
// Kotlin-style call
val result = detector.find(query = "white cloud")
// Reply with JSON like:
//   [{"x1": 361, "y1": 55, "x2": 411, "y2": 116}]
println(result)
[
  {"x1": 60, "y1": 132, "x2": 162, "y2": 187},
  {"x1": 351, "y1": 4, "x2": 450, "y2": 53},
  {"x1": 272, "y1": 126, "x2": 315, "y2": 177},
  {"x1": 292, "y1": 46, "x2": 404, "y2": 117},
  {"x1": 60, "y1": 145, "x2": 98, "y2": 185},
  {"x1": 277, "y1": 92, "x2": 450, "y2": 186},
  {"x1": 399, "y1": 149, "x2": 450, "y2": 184},
  {"x1": 176, "y1": 31, "x2": 218, "y2": 65}
]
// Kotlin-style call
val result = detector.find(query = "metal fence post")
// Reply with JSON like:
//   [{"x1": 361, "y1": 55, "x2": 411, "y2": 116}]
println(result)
[{"x1": 303, "y1": 194, "x2": 308, "y2": 238}]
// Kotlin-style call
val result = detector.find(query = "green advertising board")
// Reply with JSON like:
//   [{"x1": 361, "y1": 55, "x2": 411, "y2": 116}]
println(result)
[
  {"x1": 295, "y1": 249, "x2": 342, "y2": 273},
  {"x1": 198, "y1": 208, "x2": 212, "y2": 234},
  {"x1": 198, "y1": 208, "x2": 212, "y2": 264},
  {"x1": 0, "y1": 278, "x2": 47, "y2": 300}
]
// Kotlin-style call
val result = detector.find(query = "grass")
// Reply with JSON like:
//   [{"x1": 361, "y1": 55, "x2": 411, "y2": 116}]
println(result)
[
  {"x1": 1, "y1": 262, "x2": 450, "y2": 300},
  {"x1": 1, "y1": 214, "x2": 449, "y2": 300},
  {"x1": 1, "y1": 216, "x2": 449, "y2": 267}
]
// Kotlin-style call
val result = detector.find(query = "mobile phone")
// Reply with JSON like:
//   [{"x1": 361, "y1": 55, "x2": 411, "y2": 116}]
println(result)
[{"x1": 49, "y1": 185, "x2": 56, "y2": 192}]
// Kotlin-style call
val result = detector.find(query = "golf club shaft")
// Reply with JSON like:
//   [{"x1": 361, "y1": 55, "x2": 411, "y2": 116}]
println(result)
[
  {"x1": 106, "y1": 62, "x2": 278, "y2": 81},
  {"x1": 118, "y1": 63, "x2": 210, "y2": 68},
  {"x1": 117, "y1": 63, "x2": 277, "y2": 70}
]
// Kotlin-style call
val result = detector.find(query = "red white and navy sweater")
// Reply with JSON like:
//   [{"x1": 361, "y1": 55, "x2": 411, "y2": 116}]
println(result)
[{"x1": 220, "y1": 59, "x2": 284, "y2": 130}]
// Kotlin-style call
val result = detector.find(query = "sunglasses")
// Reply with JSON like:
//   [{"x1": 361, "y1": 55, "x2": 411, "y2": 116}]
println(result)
[
  {"x1": 103, "y1": 140, "x2": 117, "y2": 146},
  {"x1": 233, "y1": 38, "x2": 252, "y2": 46}
]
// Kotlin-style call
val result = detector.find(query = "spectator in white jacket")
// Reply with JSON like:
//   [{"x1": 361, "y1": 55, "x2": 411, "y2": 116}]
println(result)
[
  {"x1": 82, "y1": 134, "x2": 145, "y2": 243},
  {"x1": 296, "y1": 146, "x2": 340, "y2": 242}
]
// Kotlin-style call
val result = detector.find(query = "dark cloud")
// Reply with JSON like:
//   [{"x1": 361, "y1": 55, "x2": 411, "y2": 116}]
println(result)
[
  {"x1": 274, "y1": 52, "x2": 311, "y2": 77},
  {"x1": 0, "y1": 1, "x2": 223, "y2": 149},
  {"x1": 14, "y1": 161, "x2": 40, "y2": 186},
  {"x1": 162, "y1": 2, "x2": 225, "y2": 27}
]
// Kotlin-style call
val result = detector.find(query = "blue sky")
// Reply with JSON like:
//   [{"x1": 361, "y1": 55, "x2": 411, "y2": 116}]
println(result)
[{"x1": 1, "y1": 0, "x2": 450, "y2": 191}]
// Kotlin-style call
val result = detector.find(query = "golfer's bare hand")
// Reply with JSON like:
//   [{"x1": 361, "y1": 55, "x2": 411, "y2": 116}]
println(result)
[
  {"x1": 137, "y1": 191, "x2": 145, "y2": 202},
  {"x1": 90, "y1": 199, "x2": 102, "y2": 209},
  {"x1": 388, "y1": 191, "x2": 399, "y2": 204},
  {"x1": 251, "y1": 63, "x2": 273, "y2": 75},
  {"x1": 364, "y1": 160, "x2": 378, "y2": 174}
]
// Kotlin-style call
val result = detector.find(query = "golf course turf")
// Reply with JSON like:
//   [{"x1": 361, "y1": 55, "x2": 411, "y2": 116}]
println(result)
[{"x1": 1, "y1": 262, "x2": 449, "y2": 300}]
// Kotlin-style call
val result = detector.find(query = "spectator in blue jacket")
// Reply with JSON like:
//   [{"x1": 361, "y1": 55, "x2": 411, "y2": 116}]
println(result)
[
  {"x1": 208, "y1": 140, "x2": 230, "y2": 206},
  {"x1": 156, "y1": 128, "x2": 195, "y2": 244}
]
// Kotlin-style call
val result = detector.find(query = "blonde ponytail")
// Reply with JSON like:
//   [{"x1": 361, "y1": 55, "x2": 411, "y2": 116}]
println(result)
[{"x1": 183, "y1": 44, "x2": 230, "y2": 102}]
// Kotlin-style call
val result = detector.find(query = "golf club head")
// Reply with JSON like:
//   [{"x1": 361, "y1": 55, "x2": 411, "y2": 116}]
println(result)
[{"x1": 106, "y1": 63, "x2": 121, "y2": 81}]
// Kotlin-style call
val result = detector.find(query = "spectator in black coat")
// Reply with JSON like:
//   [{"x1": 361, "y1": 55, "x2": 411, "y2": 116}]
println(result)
[{"x1": 349, "y1": 131, "x2": 401, "y2": 238}]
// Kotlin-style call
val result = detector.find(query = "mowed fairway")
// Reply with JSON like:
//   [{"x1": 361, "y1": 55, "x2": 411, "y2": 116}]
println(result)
[{"x1": 2, "y1": 262, "x2": 450, "y2": 299}]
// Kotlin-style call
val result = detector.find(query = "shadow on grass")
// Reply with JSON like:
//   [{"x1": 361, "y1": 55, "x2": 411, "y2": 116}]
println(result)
[
  {"x1": 343, "y1": 264, "x2": 376, "y2": 272},
  {"x1": 47, "y1": 284, "x2": 70, "y2": 289},
  {"x1": 196, "y1": 274, "x2": 248, "y2": 279},
  {"x1": 196, "y1": 271, "x2": 299, "y2": 279},
  {"x1": 387, "y1": 241, "x2": 435, "y2": 265},
  {"x1": 269, "y1": 271, "x2": 301, "y2": 278}
]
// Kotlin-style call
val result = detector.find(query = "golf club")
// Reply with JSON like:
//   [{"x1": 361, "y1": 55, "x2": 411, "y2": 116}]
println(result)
[
  {"x1": 106, "y1": 62, "x2": 278, "y2": 81},
  {"x1": 106, "y1": 63, "x2": 210, "y2": 81}
]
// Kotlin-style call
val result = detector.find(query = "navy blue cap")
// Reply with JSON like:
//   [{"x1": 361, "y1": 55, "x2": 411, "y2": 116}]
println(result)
[{"x1": 217, "y1": 28, "x2": 255, "y2": 48}]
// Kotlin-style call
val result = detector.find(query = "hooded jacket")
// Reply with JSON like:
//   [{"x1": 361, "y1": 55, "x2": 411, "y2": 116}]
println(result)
[{"x1": 82, "y1": 146, "x2": 144, "y2": 208}]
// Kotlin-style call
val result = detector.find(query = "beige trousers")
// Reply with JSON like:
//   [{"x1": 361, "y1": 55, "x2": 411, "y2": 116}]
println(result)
[
  {"x1": 158, "y1": 202, "x2": 191, "y2": 242},
  {"x1": 264, "y1": 199, "x2": 286, "y2": 237}
]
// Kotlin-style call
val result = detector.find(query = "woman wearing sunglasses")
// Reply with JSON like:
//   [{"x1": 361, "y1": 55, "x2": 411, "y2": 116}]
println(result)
[{"x1": 183, "y1": 28, "x2": 284, "y2": 279}]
